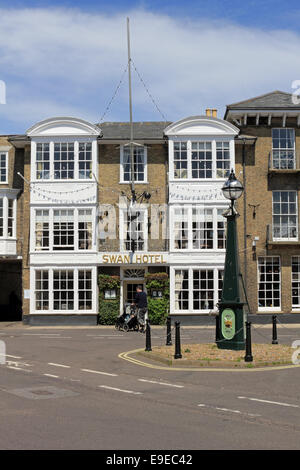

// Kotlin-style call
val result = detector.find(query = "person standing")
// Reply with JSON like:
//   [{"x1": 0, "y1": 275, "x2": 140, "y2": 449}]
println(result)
[{"x1": 133, "y1": 285, "x2": 148, "y2": 333}]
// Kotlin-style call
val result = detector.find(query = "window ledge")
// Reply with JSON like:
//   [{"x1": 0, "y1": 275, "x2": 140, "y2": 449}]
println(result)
[{"x1": 119, "y1": 181, "x2": 149, "y2": 185}]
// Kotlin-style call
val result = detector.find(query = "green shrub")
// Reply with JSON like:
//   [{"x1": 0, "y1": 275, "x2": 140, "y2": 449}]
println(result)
[
  {"x1": 98, "y1": 274, "x2": 120, "y2": 325},
  {"x1": 145, "y1": 272, "x2": 170, "y2": 325},
  {"x1": 98, "y1": 300, "x2": 120, "y2": 325}
]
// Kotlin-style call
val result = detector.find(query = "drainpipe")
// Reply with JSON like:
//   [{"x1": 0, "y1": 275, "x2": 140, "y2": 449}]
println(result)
[{"x1": 242, "y1": 139, "x2": 247, "y2": 298}]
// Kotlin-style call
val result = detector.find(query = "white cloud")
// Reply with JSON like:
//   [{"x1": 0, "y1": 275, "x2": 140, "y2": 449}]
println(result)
[{"x1": 0, "y1": 7, "x2": 300, "y2": 133}]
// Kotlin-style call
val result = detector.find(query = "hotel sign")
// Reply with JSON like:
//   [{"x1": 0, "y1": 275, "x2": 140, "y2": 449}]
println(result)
[{"x1": 100, "y1": 253, "x2": 168, "y2": 265}]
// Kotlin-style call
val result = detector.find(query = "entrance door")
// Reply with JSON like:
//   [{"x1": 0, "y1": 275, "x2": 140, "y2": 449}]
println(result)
[{"x1": 124, "y1": 282, "x2": 144, "y2": 305}]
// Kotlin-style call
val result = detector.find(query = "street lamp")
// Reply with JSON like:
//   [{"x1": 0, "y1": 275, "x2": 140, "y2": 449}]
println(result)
[{"x1": 216, "y1": 169, "x2": 246, "y2": 350}]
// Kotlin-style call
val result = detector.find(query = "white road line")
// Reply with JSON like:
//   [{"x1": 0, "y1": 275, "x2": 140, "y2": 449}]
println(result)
[
  {"x1": 138, "y1": 379, "x2": 184, "y2": 388},
  {"x1": 48, "y1": 362, "x2": 71, "y2": 368},
  {"x1": 23, "y1": 334, "x2": 61, "y2": 336},
  {"x1": 6, "y1": 366, "x2": 31, "y2": 372},
  {"x1": 0, "y1": 353, "x2": 22, "y2": 359},
  {"x1": 238, "y1": 396, "x2": 300, "y2": 408},
  {"x1": 81, "y1": 368, "x2": 118, "y2": 377},
  {"x1": 197, "y1": 404, "x2": 260, "y2": 417},
  {"x1": 44, "y1": 374, "x2": 59, "y2": 378},
  {"x1": 99, "y1": 385, "x2": 142, "y2": 395}
]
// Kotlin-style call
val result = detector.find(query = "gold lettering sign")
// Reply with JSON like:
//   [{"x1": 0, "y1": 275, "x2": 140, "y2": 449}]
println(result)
[{"x1": 102, "y1": 254, "x2": 166, "y2": 264}]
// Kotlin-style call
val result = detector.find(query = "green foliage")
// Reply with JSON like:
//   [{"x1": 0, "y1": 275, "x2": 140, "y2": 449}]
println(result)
[
  {"x1": 98, "y1": 274, "x2": 120, "y2": 324},
  {"x1": 145, "y1": 272, "x2": 170, "y2": 325},
  {"x1": 98, "y1": 300, "x2": 120, "y2": 325},
  {"x1": 147, "y1": 298, "x2": 169, "y2": 325}
]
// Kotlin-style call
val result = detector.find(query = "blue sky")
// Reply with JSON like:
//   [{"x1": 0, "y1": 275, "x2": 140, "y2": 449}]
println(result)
[{"x1": 0, "y1": 1, "x2": 300, "y2": 134}]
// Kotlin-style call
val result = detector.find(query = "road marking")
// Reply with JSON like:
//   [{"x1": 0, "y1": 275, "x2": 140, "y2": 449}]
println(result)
[
  {"x1": 0, "y1": 353, "x2": 22, "y2": 359},
  {"x1": 44, "y1": 374, "x2": 59, "y2": 378},
  {"x1": 23, "y1": 334, "x2": 61, "y2": 336},
  {"x1": 81, "y1": 368, "x2": 118, "y2": 377},
  {"x1": 48, "y1": 363, "x2": 71, "y2": 368},
  {"x1": 6, "y1": 366, "x2": 32, "y2": 372},
  {"x1": 238, "y1": 396, "x2": 300, "y2": 408},
  {"x1": 99, "y1": 385, "x2": 142, "y2": 395},
  {"x1": 87, "y1": 335, "x2": 124, "y2": 337},
  {"x1": 198, "y1": 404, "x2": 260, "y2": 417},
  {"x1": 138, "y1": 379, "x2": 184, "y2": 388}
]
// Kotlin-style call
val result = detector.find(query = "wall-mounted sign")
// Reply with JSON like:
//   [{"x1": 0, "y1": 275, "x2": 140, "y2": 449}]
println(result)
[
  {"x1": 221, "y1": 308, "x2": 236, "y2": 340},
  {"x1": 101, "y1": 253, "x2": 168, "y2": 265}
]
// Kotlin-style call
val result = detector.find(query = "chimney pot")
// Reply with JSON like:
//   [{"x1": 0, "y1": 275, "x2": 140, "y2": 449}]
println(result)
[
  {"x1": 212, "y1": 109, "x2": 217, "y2": 118},
  {"x1": 206, "y1": 108, "x2": 212, "y2": 117}
]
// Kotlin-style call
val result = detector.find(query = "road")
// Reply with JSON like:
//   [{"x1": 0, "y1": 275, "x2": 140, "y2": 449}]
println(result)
[{"x1": 0, "y1": 323, "x2": 299, "y2": 450}]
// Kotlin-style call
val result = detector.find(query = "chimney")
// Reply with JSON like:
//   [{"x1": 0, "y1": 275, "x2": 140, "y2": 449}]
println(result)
[
  {"x1": 212, "y1": 109, "x2": 217, "y2": 118},
  {"x1": 206, "y1": 108, "x2": 212, "y2": 117}
]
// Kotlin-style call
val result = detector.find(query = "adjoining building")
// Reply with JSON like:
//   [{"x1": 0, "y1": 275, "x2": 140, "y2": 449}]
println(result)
[
  {"x1": 225, "y1": 90, "x2": 300, "y2": 318},
  {"x1": 0, "y1": 136, "x2": 24, "y2": 320}
]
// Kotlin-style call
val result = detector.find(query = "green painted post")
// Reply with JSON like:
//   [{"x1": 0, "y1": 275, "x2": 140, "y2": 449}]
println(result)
[{"x1": 217, "y1": 201, "x2": 246, "y2": 351}]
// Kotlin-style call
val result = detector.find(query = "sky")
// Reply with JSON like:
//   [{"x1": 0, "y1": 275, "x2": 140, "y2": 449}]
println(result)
[{"x1": 0, "y1": 1, "x2": 300, "y2": 134}]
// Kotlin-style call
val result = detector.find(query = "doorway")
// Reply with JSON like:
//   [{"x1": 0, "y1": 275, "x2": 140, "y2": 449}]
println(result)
[{"x1": 124, "y1": 282, "x2": 144, "y2": 305}]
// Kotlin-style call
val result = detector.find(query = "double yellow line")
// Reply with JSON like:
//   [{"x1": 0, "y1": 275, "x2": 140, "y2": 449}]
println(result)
[{"x1": 118, "y1": 348, "x2": 300, "y2": 373}]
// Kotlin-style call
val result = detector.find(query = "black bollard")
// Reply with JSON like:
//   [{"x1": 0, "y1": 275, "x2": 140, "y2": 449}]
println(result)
[
  {"x1": 166, "y1": 316, "x2": 172, "y2": 346},
  {"x1": 145, "y1": 319, "x2": 152, "y2": 352},
  {"x1": 272, "y1": 315, "x2": 278, "y2": 345},
  {"x1": 244, "y1": 321, "x2": 253, "y2": 362},
  {"x1": 174, "y1": 321, "x2": 182, "y2": 359}
]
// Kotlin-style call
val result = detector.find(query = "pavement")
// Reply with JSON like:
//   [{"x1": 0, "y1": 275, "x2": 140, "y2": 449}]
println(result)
[{"x1": 0, "y1": 322, "x2": 300, "y2": 450}]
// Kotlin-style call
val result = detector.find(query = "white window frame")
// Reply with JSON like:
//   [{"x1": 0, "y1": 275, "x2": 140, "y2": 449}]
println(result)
[
  {"x1": 31, "y1": 266, "x2": 97, "y2": 314},
  {"x1": 292, "y1": 256, "x2": 300, "y2": 310},
  {"x1": 272, "y1": 128, "x2": 295, "y2": 170},
  {"x1": 31, "y1": 137, "x2": 97, "y2": 182},
  {"x1": 119, "y1": 207, "x2": 148, "y2": 252},
  {"x1": 169, "y1": 137, "x2": 234, "y2": 182},
  {"x1": 0, "y1": 151, "x2": 8, "y2": 184},
  {"x1": 0, "y1": 195, "x2": 17, "y2": 239},
  {"x1": 170, "y1": 204, "x2": 227, "y2": 251},
  {"x1": 170, "y1": 266, "x2": 224, "y2": 314},
  {"x1": 272, "y1": 190, "x2": 298, "y2": 241},
  {"x1": 257, "y1": 256, "x2": 281, "y2": 312},
  {"x1": 120, "y1": 144, "x2": 148, "y2": 184},
  {"x1": 32, "y1": 207, "x2": 96, "y2": 252}
]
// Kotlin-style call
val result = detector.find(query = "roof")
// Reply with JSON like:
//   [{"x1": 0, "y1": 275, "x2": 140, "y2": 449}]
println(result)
[
  {"x1": 97, "y1": 121, "x2": 171, "y2": 140},
  {"x1": 225, "y1": 90, "x2": 300, "y2": 111}
]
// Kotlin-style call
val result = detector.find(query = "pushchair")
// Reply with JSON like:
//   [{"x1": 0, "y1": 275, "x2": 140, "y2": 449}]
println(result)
[{"x1": 115, "y1": 303, "x2": 139, "y2": 332}]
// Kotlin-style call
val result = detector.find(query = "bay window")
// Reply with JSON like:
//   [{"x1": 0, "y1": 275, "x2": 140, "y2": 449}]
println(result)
[
  {"x1": 172, "y1": 206, "x2": 226, "y2": 251},
  {"x1": 34, "y1": 208, "x2": 94, "y2": 251},
  {"x1": 173, "y1": 267, "x2": 223, "y2": 313},
  {"x1": 172, "y1": 139, "x2": 233, "y2": 180},
  {"x1": 34, "y1": 268, "x2": 95, "y2": 312},
  {"x1": 33, "y1": 140, "x2": 96, "y2": 181}
]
